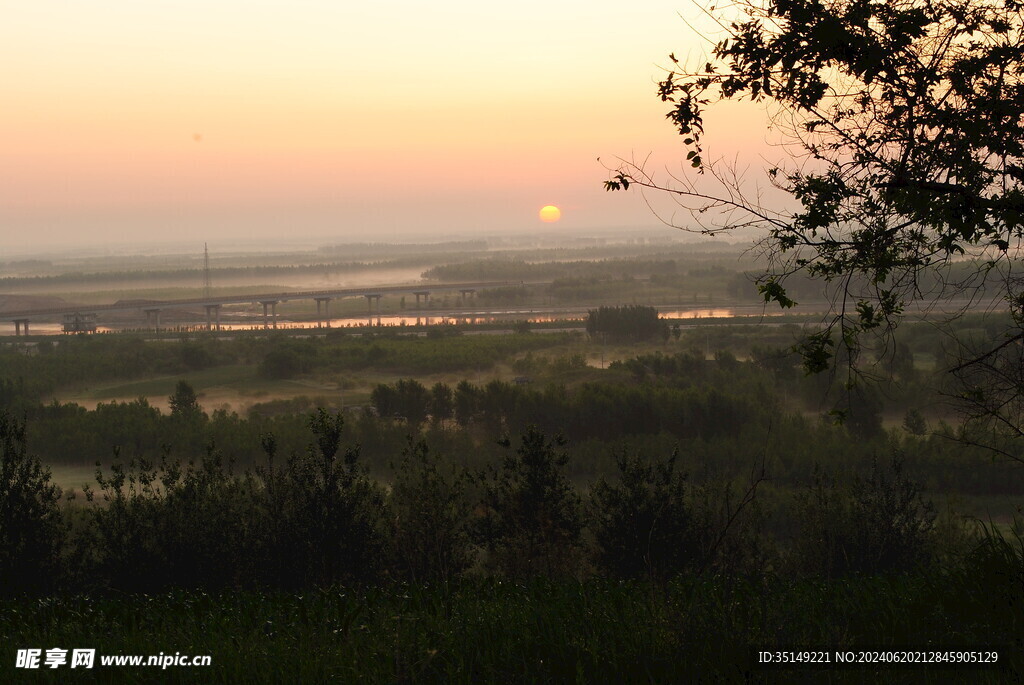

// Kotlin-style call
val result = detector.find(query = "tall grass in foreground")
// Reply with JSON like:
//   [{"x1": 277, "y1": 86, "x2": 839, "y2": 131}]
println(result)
[{"x1": 0, "y1": 571, "x2": 1019, "y2": 683}]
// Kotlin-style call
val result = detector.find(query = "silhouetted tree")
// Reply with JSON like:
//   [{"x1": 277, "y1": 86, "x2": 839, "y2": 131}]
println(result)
[
  {"x1": 586, "y1": 305, "x2": 667, "y2": 342},
  {"x1": 428, "y1": 382, "x2": 454, "y2": 425},
  {"x1": 0, "y1": 412, "x2": 63, "y2": 595},
  {"x1": 453, "y1": 380, "x2": 479, "y2": 427},
  {"x1": 168, "y1": 380, "x2": 201, "y2": 418},
  {"x1": 590, "y1": 451, "x2": 700, "y2": 582},
  {"x1": 389, "y1": 439, "x2": 474, "y2": 583},
  {"x1": 257, "y1": 410, "x2": 387, "y2": 587},
  {"x1": 477, "y1": 429, "x2": 582, "y2": 578},
  {"x1": 792, "y1": 456, "x2": 936, "y2": 578},
  {"x1": 608, "y1": 0, "x2": 1024, "y2": 445}
]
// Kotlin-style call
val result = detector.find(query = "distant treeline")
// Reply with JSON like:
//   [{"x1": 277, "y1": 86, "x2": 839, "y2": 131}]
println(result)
[
  {"x1": 363, "y1": 355, "x2": 1020, "y2": 494},
  {"x1": 724, "y1": 258, "x2": 1012, "y2": 305},
  {"x1": 0, "y1": 257, "x2": 435, "y2": 288},
  {"x1": 422, "y1": 258, "x2": 683, "y2": 282},
  {"x1": 316, "y1": 240, "x2": 487, "y2": 256},
  {"x1": 1, "y1": 317, "x2": 1020, "y2": 487}
]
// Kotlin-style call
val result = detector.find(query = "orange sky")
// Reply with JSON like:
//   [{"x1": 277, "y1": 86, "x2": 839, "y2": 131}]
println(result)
[{"x1": 1, "y1": 1, "x2": 773, "y2": 249}]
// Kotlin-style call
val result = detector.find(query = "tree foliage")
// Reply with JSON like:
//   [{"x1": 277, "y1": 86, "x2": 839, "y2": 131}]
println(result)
[
  {"x1": 80, "y1": 447, "x2": 258, "y2": 591},
  {"x1": 168, "y1": 380, "x2": 201, "y2": 419},
  {"x1": 477, "y1": 429, "x2": 583, "y2": 578},
  {"x1": 257, "y1": 410, "x2": 387, "y2": 587},
  {"x1": 586, "y1": 305, "x2": 668, "y2": 342},
  {"x1": 0, "y1": 412, "x2": 63, "y2": 595},
  {"x1": 791, "y1": 456, "x2": 936, "y2": 578},
  {"x1": 589, "y1": 451, "x2": 700, "y2": 582},
  {"x1": 389, "y1": 439, "x2": 474, "y2": 583}
]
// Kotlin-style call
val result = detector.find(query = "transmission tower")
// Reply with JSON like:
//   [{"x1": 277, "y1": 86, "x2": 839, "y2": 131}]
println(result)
[{"x1": 203, "y1": 243, "x2": 211, "y2": 299}]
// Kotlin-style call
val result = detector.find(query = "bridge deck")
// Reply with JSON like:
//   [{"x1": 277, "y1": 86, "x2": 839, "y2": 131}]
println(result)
[{"x1": 3, "y1": 281, "x2": 520, "y2": 319}]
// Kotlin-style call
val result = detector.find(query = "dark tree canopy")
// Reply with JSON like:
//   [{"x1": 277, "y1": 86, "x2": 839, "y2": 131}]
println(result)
[
  {"x1": 586, "y1": 305, "x2": 669, "y2": 342},
  {"x1": 168, "y1": 380, "x2": 201, "y2": 419},
  {"x1": 609, "y1": 0, "x2": 1024, "y2": 453}
]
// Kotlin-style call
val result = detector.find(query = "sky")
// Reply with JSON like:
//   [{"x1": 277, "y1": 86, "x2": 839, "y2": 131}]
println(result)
[{"x1": 1, "y1": 1, "x2": 771, "y2": 250}]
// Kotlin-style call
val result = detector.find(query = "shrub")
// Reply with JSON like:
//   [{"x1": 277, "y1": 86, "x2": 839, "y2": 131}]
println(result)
[
  {"x1": 476, "y1": 429, "x2": 582, "y2": 578},
  {"x1": 791, "y1": 456, "x2": 936, "y2": 578},
  {"x1": 589, "y1": 451, "x2": 700, "y2": 582},
  {"x1": 259, "y1": 340, "x2": 313, "y2": 379},
  {"x1": 388, "y1": 439, "x2": 475, "y2": 583},
  {"x1": 257, "y1": 410, "x2": 388, "y2": 587},
  {"x1": 940, "y1": 520, "x2": 1024, "y2": 642},
  {"x1": 0, "y1": 412, "x2": 64, "y2": 595},
  {"x1": 78, "y1": 447, "x2": 260, "y2": 592}
]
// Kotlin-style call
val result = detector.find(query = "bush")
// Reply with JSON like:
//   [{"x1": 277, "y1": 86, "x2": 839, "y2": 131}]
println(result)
[
  {"x1": 476, "y1": 429, "x2": 582, "y2": 578},
  {"x1": 940, "y1": 521, "x2": 1024, "y2": 643},
  {"x1": 259, "y1": 340, "x2": 312, "y2": 379},
  {"x1": 791, "y1": 456, "x2": 936, "y2": 578},
  {"x1": 179, "y1": 339, "x2": 215, "y2": 370},
  {"x1": 0, "y1": 412, "x2": 64, "y2": 595},
  {"x1": 78, "y1": 411, "x2": 388, "y2": 591},
  {"x1": 589, "y1": 451, "x2": 700, "y2": 582},
  {"x1": 389, "y1": 439, "x2": 475, "y2": 583},
  {"x1": 78, "y1": 448, "x2": 260, "y2": 592},
  {"x1": 257, "y1": 410, "x2": 388, "y2": 587}
]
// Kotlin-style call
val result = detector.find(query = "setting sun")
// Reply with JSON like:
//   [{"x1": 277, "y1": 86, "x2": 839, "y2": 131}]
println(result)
[{"x1": 539, "y1": 205, "x2": 561, "y2": 223}]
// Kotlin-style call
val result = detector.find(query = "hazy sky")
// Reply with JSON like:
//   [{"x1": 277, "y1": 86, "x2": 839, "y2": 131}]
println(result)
[{"x1": 1, "y1": 1, "x2": 770, "y2": 250}]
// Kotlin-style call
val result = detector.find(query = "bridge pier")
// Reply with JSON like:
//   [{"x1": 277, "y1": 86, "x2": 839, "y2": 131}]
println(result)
[
  {"x1": 459, "y1": 288, "x2": 476, "y2": 304},
  {"x1": 260, "y1": 300, "x2": 279, "y2": 329},
  {"x1": 314, "y1": 297, "x2": 332, "y2": 328},
  {"x1": 204, "y1": 304, "x2": 222, "y2": 331},
  {"x1": 365, "y1": 294, "x2": 382, "y2": 326},
  {"x1": 413, "y1": 290, "x2": 430, "y2": 308},
  {"x1": 12, "y1": 319, "x2": 28, "y2": 336},
  {"x1": 144, "y1": 308, "x2": 162, "y2": 332}
]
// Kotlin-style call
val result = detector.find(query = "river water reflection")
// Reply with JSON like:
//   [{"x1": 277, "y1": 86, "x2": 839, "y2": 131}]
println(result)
[{"x1": 1, "y1": 305, "x2": 799, "y2": 336}]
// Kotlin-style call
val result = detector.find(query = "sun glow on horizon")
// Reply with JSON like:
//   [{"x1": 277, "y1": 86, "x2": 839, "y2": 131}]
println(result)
[
  {"x1": 0, "y1": 1, "x2": 753, "y2": 246},
  {"x1": 539, "y1": 205, "x2": 561, "y2": 223}
]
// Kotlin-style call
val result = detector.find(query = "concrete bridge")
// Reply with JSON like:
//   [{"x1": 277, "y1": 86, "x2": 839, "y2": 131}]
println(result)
[{"x1": 4, "y1": 281, "x2": 518, "y2": 335}]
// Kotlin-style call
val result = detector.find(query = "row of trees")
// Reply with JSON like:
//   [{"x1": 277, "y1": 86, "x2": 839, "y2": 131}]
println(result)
[
  {"x1": 1, "y1": 410, "x2": 940, "y2": 595},
  {"x1": 371, "y1": 375, "x2": 765, "y2": 444},
  {"x1": 422, "y1": 258, "x2": 682, "y2": 283},
  {"x1": 586, "y1": 305, "x2": 669, "y2": 342}
]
